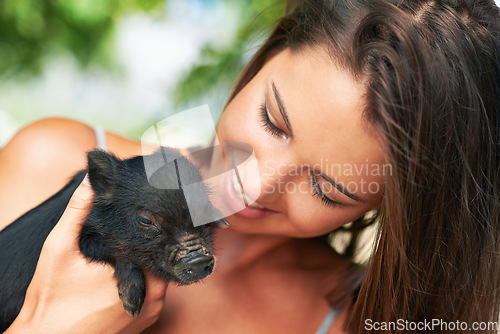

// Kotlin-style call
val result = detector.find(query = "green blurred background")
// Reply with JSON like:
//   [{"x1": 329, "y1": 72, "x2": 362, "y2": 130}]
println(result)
[{"x1": 0, "y1": 0, "x2": 284, "y2": 146}]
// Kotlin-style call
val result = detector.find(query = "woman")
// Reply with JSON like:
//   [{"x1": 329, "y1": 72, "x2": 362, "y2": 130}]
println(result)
[{"x1": 1, "y1": 0, "x2": 499, "y2": 333}]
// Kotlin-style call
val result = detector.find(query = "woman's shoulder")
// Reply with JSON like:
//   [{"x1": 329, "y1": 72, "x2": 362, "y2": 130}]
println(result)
[
  {"x1": 0, "y1": 117, "x2": 143, "y2": 230},
  {"x1": 1, "y1": 117, "x2": 97, "y2": 166},
  {"x1": 0, "y1": 117, "x2": 152, "y2": 168},
  {"x1": 5, "y1": 117, "x2": 152, "y2": 157}
]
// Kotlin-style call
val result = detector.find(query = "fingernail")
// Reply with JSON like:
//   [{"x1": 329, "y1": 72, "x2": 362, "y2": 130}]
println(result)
[
  {"x1": 82, "y1": 174, "x2": 91, "y2": 186},
  {"x1": 215, "y1": 218, "x2": 230, "y2": 229}
]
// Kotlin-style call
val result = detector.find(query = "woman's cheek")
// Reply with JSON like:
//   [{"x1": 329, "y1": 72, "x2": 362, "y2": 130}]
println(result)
[
  {"x1": 284, "y1": 196, "x2": 363, "y2": 236},
  {"x1": 282, "y1": 195, "x2": 330, "y2": 235}
]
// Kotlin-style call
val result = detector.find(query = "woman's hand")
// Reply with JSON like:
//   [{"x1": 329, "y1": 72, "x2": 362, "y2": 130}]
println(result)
[{"x1": 5, "y1": 176, "x2": 168, "y2": 334}]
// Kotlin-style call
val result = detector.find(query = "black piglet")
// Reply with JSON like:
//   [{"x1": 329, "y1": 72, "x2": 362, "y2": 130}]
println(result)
[{"x1": 0, "y1": 148, "x2": 227, "y2": 332}]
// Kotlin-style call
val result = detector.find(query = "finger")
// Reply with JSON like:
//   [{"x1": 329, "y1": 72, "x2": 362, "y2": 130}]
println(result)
[
  {"x1": 45, "y1": 174, "x2": 94, "y2": 251},
  {"x1": 143, "y1": 271, "x2": 169, "y2": 302}
]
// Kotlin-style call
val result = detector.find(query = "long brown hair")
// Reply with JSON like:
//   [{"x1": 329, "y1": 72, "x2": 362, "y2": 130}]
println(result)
[{"x1": 227, "y1": 0, "x2": 500, "y2": 333}]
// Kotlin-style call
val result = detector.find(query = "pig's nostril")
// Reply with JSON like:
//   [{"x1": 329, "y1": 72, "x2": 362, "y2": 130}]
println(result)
[
  {"x1": 175, "y1": 254, "x2": 214, "y2": 283},
  {"x1": 185, "y1": 254, "x2": 213, "y2": 265},
  {"x1": 187, "y1": 246, "x2": 202, "y2": 254}
]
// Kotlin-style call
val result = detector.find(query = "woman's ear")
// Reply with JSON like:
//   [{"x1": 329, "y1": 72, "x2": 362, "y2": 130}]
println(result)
[{"x1": 87, "y1": 150, "x2": 118, "y2": 205}]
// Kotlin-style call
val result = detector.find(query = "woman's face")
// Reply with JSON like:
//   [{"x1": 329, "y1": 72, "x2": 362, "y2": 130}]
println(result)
[{"x1": 214, "y1": 47, "x2": 387, "y2": 238}]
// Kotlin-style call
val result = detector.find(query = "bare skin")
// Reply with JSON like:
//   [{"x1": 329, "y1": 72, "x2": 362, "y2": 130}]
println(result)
[
  {"x1": 5, "y1": 178, "x2": 168, "y2": 334},
  {"x1": 0, "y1": 117, "x2": 151, "y2": 229},
  {"x1": 0, "y1": 47, "x2": 385, "y2": 333}
]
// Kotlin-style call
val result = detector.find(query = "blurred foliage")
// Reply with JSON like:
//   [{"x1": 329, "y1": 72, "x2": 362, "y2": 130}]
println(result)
[
  {"x1": 0, "y1": 0, "x2": 284, "y2": 104},
  {"x1": 0, "y1": 0, "x2": 165, "y2": 77},
  {"x1": 172, "y1": 0, "x2": 285, "y2": 107}
]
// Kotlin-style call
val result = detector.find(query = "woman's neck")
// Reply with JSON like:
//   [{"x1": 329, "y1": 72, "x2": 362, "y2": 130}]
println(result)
[{"x1": 213, "y1": 228, "x2": 292, "y2": 271}]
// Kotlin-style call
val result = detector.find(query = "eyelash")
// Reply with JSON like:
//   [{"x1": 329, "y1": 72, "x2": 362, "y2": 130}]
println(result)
[
  {"x1": 310, "y1": 175, "x2": 341, "y2": 209},
  {"x1": 258, "y1": 102, "x2": 340, "y2": 209},
  {"x1": 259, "y1": 102, "x2": 286, "y2": 138}
]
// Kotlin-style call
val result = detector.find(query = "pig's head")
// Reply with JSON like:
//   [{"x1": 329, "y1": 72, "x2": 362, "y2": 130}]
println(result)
[{"x1": 86, "y1": 148, "x2": 226, "y2": 284}]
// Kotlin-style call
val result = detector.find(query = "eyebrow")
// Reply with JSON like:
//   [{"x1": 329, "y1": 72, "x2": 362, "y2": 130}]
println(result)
[
  {"x1": 319, "y1": 172, "x2": 364, "y2": 202},
  {"x1": 271, "y1": 81, "x2": 294, "y2": 138}
]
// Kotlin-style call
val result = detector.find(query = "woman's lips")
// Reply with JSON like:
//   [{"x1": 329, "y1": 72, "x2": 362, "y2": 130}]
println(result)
[{"x1": 223, "y1": 169, "x2": 278, "y2": 219}]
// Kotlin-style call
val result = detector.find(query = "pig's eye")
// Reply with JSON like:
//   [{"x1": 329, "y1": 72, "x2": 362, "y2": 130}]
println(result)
[
  {"x1": 136, "y1": 215, "x2": 160, "y2": 234},
  {"x1": 138, "y1": 216, "x2": 154, "y2": 227}
]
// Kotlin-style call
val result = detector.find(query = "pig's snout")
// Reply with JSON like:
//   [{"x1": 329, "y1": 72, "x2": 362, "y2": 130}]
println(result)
[
  {"x1": 168, "y1": 233, "x2": 215, "y2": 284},
  {"x1": 174, "y1": 250, "x2": 214, "y2": 283}
]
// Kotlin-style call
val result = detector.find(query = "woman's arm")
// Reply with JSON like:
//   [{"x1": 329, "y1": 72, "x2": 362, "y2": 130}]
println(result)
[
  {"x1": 0, "y1": 118, "x2": 167, "y2": 332},
  {"x1": 5, "y1": 176, "x2": 168, "y2": 334},
  {"x1": 0, "y1": 117, "x2": 154, "y2": 231}
]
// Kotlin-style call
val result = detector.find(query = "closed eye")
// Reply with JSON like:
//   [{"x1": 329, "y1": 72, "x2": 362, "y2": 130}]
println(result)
[
  {"x1": 138, "y1": 216, "x2": 154, "y2": 227},
  {"x1": 137, "y1": 214, "x2": 160, "y2": 234},
  {"x1": 259, "y1": 102, "x2": 287, "y2": 139},
  {"x1": 310, "y1": 173, "x2": 341, "y2": 209}
]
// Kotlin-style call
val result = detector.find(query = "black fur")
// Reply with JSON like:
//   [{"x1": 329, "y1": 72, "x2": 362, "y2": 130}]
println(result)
[{"x1": 0, "y1": 148, "x2": 224, "y2": 331}]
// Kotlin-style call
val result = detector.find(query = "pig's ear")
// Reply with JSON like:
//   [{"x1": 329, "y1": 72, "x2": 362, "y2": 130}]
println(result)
[{"x1": 87, "y1": 150, "x2": 119, "y2": 205}]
